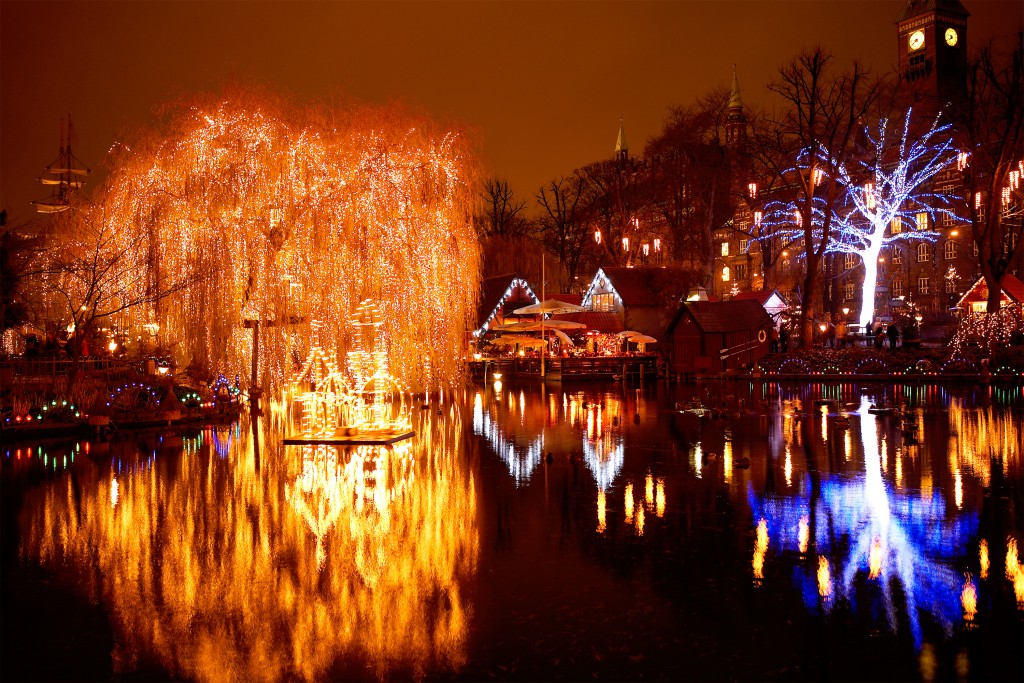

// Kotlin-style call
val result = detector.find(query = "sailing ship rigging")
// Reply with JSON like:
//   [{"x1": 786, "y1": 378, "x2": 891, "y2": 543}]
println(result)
[{"x1": 33, "y1": 116, "x2": 90, "y2": 213}]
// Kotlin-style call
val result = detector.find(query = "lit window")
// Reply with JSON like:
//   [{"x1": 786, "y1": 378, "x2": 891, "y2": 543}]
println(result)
[
  {"x1": 721, "y1": 242, "x2": 730, "y2": 257},
  {"x1": 918, "y1": 276, "x2": 930, "y2": 294},
  {"x1": 944, "y1": 241, "x2": 957, "y2": 260},
  {"x1": 892, "y1": 247, "x2": 902, "y2": 264},
  {"x1": 892, "y1": 279, "x2": 904, "y2": 297},
  {"x1": 890, "y1": 217, "x2": 902, "y2": 235},
  {"x1": 722, "y1": 266, "x2": 731, "y2": 281},
  {"x1": 591, "y1": 293, "x2": 615, "y2": 312},
  {"x1": 916, "y1": 211, "x2": 929, "y2": 231},
  {"x1": 740, "y1": 239, "x2": 749, "y2": 253},
  {"x1": 918, "y1": 243, "x2": 930, "y2": 262},
  {"x1": 845, "y1": 283, "x2": 855, "y2": 300},
  {"x1": 844, "y1": 253, "x2": 857, "y2": 270},
  {"x1": 942, "y1": 211, "x2": 955, "y2": 227}
]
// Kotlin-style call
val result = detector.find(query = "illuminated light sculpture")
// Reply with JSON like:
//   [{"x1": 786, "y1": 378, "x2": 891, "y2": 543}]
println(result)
[
  {"x1": 94, "y1": 87, "x2": 480, "y2": 395},
  {"x1": 285, "y1": 300, "x2": 413, "y2": 444}
]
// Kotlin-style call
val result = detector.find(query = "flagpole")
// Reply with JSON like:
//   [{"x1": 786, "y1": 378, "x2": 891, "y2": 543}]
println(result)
[{"x1": 540, "y1": 252, "x2": 545, "y2": 378}]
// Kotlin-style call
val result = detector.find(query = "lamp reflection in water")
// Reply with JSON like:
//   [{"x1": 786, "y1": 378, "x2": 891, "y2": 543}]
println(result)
[
  {"x1": 748, "y1": 396, "x2": 980, "y2": 649},
  {"x1": 20, "y1": 408, "x2": 478, "y2": 682}
]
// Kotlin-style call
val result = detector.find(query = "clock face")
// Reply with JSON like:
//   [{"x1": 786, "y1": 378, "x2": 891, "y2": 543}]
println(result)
[
  {"x1": 909, "y1": 30, "x2": 925, "y2": 51},
  {"x1": 945, "y1": 27, "x2": 958, "y2": 46}
]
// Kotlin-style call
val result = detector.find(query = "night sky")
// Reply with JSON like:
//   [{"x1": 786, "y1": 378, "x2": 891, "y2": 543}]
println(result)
[{"x1": 2, "y1": 0, "x2": 1021, "y2": 223}]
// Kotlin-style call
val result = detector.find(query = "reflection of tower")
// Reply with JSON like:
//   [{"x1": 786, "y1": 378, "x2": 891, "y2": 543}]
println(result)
[
  {"x1": 287, "y1": 443, "x2": 414, "y2": 573},
  {"x1": 286, "y1": 445, "x2": 348, "y2": 569}
]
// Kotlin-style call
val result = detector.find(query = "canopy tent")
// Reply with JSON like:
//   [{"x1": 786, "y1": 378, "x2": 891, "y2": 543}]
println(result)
[
  {"x1": 494, "y1": 319, "x2": 584, "y2": 332},
  {"x1": 514, "y1": 299, "x2": 587, "y2": 315},
  {"x1": 490, "y1": 335, "x2": 548, "y2": 348},
  {"x1": 493, "y1": 320, "x2": 539, "y2": 332}
]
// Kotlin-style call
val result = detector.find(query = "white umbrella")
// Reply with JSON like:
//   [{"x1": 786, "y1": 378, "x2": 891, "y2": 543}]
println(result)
[
  {"x1": 627, "y1": 334, "x2": 657, "y2": 344},
  {"x1": 551, "y1": 329, "x2": 575, "y2": 347},
  {"x1": 514, "y1": 299, "x2": 586, "y2": 315}
]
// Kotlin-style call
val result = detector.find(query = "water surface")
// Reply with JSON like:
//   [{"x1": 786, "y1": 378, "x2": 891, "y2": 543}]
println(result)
[{"x1": 2, "y1": 381, "x2": 1022, "y2": 681}]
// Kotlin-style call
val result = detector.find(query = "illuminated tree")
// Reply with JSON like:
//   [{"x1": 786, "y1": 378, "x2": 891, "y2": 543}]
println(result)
[
  {"x1": 97, "y1": 85, "x2": 481, "y2": 393},
  {"x1": 828, "y1": 110, "x2": 960, "y2": 328},
  {"x1": 764, "y1": 49, "x2": 884, "y2": 347},
  {"x1": 34, "y1": 199, "x2": 189, "y2": 378}
]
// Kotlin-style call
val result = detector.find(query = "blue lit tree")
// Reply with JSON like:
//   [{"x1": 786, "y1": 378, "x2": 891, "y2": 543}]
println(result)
[
  {"x1": 832, "y1": 111, "x2": 961, "y2": 328},
  {"x1": 757, "y1": 110, "x2": 962, "y2": 330}
]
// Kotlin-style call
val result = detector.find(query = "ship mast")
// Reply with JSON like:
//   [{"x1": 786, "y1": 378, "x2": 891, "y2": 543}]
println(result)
[{"x1": 33, "y1": 116, "x2": 90, "y2": 213}]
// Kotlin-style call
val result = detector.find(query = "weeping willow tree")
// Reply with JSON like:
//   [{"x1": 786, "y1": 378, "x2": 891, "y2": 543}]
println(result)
[{"x1": 99, "y1": 85, "x2": 481, "y2": 393}]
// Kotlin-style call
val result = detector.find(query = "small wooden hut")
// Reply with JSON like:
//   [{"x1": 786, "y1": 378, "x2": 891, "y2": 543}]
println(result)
[{"x1": 664, "y1": 299, "x2": 773, "y2": 375}]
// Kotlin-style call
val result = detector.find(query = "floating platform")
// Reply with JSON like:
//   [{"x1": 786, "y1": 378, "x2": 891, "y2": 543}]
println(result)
[{"x1": 283, "y1": 430, "x2": 415, "y2": 446}]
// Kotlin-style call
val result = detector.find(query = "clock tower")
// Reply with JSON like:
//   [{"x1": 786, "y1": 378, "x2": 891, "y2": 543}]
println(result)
[{"x1": 896, "y1": 0, "x2": 969, "y2": 115}]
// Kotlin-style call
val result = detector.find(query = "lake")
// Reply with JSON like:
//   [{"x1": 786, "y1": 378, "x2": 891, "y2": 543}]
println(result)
[{"x1": 2, "y1": 379, "x2": 1022, "y2": 681}]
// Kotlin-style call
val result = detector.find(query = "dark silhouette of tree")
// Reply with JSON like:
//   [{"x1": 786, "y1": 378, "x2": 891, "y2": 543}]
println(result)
[
  {"x1": 477, "y1": 177, "x2": 529, "y2": 239},
  {"x1": 536, "y1": 174, "x2": 590, "y2": 292},
  {"x1": 645, "y1": 92, "x2": 734, "y2": 276},
  {"x1": 579, "y1": 156, "x2": 654, "y2": 268},
  {"x1": 954, "y1": 33, "x2": 1024, "y2": 312},
  {"x1": 0, "y1": 210, "x2": 43, "y2": 344}
]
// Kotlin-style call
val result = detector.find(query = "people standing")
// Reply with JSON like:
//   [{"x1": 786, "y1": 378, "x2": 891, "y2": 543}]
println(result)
[{"x1": 887, "y1": 322, "x2": 900, "y2": 349}]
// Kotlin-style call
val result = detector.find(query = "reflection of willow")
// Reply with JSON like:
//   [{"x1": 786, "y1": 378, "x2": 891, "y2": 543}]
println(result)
[
  {"x1": 748, "y1": 396, "x2": 979, "y2": 650},
  {"x1": 472, "y1": 391, "x2": 543, "y2": 485},
  {"x1": 21, "y1": 409, "x2": 478, "y2": 681},
  {"x1": 947, "y1": 398, "x2": 1022, "y2": 487}
]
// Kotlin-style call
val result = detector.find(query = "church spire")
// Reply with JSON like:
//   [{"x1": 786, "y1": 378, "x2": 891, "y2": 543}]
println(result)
[
  {"x1": 726, "y1": 65, "x2": 747, "y2": 148},
  {"x1": 728, "y1": 64, "x2": 744, "y2": 110},
  {"x1": 614, "y1": 117, "x2": 628, "y2": 161}
]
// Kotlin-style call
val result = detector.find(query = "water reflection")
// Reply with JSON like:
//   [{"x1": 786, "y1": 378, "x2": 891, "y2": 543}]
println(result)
[
  {"x1": 472, "y1": 390, "x2": 542, "y2": 485},
  {"x1": 749, "y1": 395, "x2": 986, "y2": 649},
  {"x1": 6, "y1": 380, "x2": 1023, "y2": 681},
  {"x1": 19, "y1": 409, "x2": 478, "y2": 681}
]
